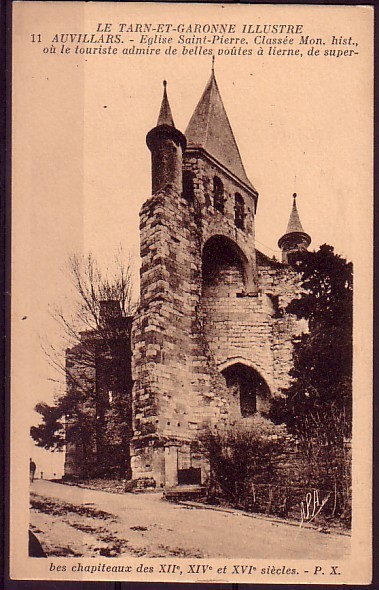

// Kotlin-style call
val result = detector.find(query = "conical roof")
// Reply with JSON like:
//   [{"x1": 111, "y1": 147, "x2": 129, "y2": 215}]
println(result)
[
  {"x1": 278, "y1": 194, "x2": 311, "y2": 249},
  {"x1": 185, "y1": 70, "x2": 254, "y2": 191},
  {"x1": 146, "y1": 80, "x2": 186, "y2": 154},
  {"x1": 285, "y1": 195, "x2": 306, "y2": 234},
  {"x1": 157, "y1": 80, "x2": 175, "y2": 127}
]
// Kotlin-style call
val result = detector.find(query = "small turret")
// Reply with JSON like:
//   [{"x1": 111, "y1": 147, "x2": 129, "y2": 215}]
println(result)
[
  {"x1": 278, "y1": 193, "x2": 311, "y2": 264},
  {"x1": 146, "y1": 81, "x2": 186, "y2": 195}
]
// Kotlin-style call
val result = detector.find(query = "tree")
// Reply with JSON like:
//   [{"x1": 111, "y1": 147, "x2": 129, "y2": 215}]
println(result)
[
  {"x1": 54, "y1": 248, "x2": 135, "y2": 334},
  {"x1": 30, "y1": 249, "x2": 136, "y2": 479},
  {"x1": 269, "y1": 244, "x2": 353, "y2": 519}
]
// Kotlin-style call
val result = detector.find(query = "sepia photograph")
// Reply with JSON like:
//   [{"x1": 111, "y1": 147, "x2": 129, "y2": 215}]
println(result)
[{"x1": 10, "y1": 2, "x2": 373, "y2": 584}]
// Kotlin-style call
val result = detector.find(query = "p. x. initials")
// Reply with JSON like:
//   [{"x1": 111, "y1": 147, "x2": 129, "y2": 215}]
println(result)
[{"x1": 314, "y1": 565, "x2": 341, "y2": 575}]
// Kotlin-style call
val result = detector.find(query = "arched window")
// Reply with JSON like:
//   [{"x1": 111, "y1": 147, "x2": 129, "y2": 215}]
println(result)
[
  {"x1": 213, "y1": 176, "x2": 224, "y2": 213},
  {"x1": 234, "y1": 193, "x2": 245, "y2": 229}
]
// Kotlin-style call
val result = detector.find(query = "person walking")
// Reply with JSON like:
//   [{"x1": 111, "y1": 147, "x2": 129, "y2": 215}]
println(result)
[{"x1": 29, "y1": 458, "x2": 36, "y2": 483}]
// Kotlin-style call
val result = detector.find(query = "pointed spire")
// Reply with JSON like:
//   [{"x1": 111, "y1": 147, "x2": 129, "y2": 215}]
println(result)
[
  {"x1": 185, "y1": 69, "x2": 255, "y2": 191},
  {"x1": 278, "y1": 193, "x2": 311, "y2": 264},
  {"x1": 157, "y1": 80, "x2": 175, "y2": 127},
  {"x1": 285, "y1": 193, "x2": 306, "y2": 234},
  {"x1": 146, "y1": 80, "x2": 186, "y2": 195}
]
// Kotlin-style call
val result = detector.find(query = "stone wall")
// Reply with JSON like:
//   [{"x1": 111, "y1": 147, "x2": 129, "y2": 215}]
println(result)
[
  {"x1": 256, "y1": 254, "x2": 303, "y2": 390},
  {"x1": 200, "y1": 249, "x2": 301, "y2": 412},
  {"x1": 131, "y1": 187, "x2": 209, "y2": 484},
  {"x1": 131, "y1": 147, "x2": 303, "y2": 487}
]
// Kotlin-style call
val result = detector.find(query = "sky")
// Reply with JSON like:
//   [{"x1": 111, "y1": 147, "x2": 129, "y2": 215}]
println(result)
[{"x1": 11, "y1": 3, "x2": 373, "y2": 476}]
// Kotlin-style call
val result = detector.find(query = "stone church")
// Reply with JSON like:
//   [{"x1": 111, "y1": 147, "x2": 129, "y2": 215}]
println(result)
[{"x1": 65, "y1": 68, "x2": 311, "y2": 489}]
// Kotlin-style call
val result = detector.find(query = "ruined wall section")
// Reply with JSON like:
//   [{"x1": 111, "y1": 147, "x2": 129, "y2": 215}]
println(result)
[
  {"x1": 200, "y1": 251, "x2": 303, "y2": 398},
  {"x1": 256, "y1": 256, "x2": 304, "y2": 391},
  {"x1": 201, "y1": 275, "x2": 276, "y2": 393}
]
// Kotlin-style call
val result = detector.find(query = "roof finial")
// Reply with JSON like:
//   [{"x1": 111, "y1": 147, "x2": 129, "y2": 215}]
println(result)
[
  {"x1": 211, "y1": 55, "x2": 215, "y2": 74},
  {"x1": 293, "y1": 192, "x2": 297, "y2": 200},
  {"x1": 157, "y1": 79, "x2": 175, "y2": 127}
]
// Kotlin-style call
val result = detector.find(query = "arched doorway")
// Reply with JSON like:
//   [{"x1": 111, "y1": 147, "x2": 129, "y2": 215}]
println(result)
[{"x1": 221, "y1": 363, "x2": 270, "y2": 417}]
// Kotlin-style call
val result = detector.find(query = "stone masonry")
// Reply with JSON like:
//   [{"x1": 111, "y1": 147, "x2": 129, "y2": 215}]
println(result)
[{"x1": 130, "y1": 71, "x2": 311, "y2": 488}]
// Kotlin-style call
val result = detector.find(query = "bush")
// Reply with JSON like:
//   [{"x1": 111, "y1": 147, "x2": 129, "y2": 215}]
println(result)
[
  {"x1": 197, "y1": 416, "x2": 297, "y2": 510},
  {"x1": 196, "y1": 415, "x2": 351, "y2": 526}
]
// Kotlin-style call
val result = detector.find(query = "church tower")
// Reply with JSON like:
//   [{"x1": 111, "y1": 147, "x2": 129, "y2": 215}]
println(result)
[
  {"x1": 184, "y1": 65, "x2": 259, "y2": 293},
  {"x1": 278, "y1": 193, "x2": 311, "y2": 264},
  {"x1": 131, "y1": 70, "x2": 306, "y2": 490}
]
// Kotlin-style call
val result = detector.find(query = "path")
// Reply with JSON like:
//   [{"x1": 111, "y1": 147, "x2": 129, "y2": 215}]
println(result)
[{"x1": 30, "y1": 480, "x2": 350, "y2": 559}]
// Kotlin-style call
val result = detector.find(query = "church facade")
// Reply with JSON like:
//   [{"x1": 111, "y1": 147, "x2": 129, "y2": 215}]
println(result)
[{"x1": 130, "y1": 69, "x2": 311, "y2": 488}]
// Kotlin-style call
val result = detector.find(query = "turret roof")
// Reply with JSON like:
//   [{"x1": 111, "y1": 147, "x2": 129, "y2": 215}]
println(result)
[
  {"x1": 157, "y1": 80, "x2": 175, "y2": 127},
  {"x1": 185, "y1": 70, "x2": 254, "y2": 191},
  {"x1": 285, "y1": 195, "x2": 307, "y2": 234},
  {"x1": 278, "y1": 194, "x2": 311, "y2": 249}
]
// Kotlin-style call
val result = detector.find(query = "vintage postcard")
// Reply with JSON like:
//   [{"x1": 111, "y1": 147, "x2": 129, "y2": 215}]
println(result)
[{"x1": 10, "y1": 2, "x2": 373, "y2": 584}]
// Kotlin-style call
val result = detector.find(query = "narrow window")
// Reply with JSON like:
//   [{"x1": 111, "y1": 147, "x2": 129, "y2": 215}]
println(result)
[
  {"x1": 213, "y1": 176, "x2": 224, "y2": 213},
  {"x1": 235, "y1": 193, "x2": 245, "y2": 229},
  {"x1": 182, "y1": 170, "x2": 195, "y2": 201}
]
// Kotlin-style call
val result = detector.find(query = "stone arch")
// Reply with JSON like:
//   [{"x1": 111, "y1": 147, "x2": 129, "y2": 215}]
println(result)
[
  {"x1": 218, "y1": 357, "x2": 273, "y2": 394},
  {"x1": 202, "y1": 224, "x2": 256, "y2": 293},
  {"x1": 202, "y1": 234, "x2": 250, "y2": 291},
  {"x1": 219, "y1": 360, "x2": 272, "y2": 417}
]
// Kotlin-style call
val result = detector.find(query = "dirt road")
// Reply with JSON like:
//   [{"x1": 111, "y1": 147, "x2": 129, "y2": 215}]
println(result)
[{"x1": 30, "y1": 480, "x2": 350, "y2": 559}]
